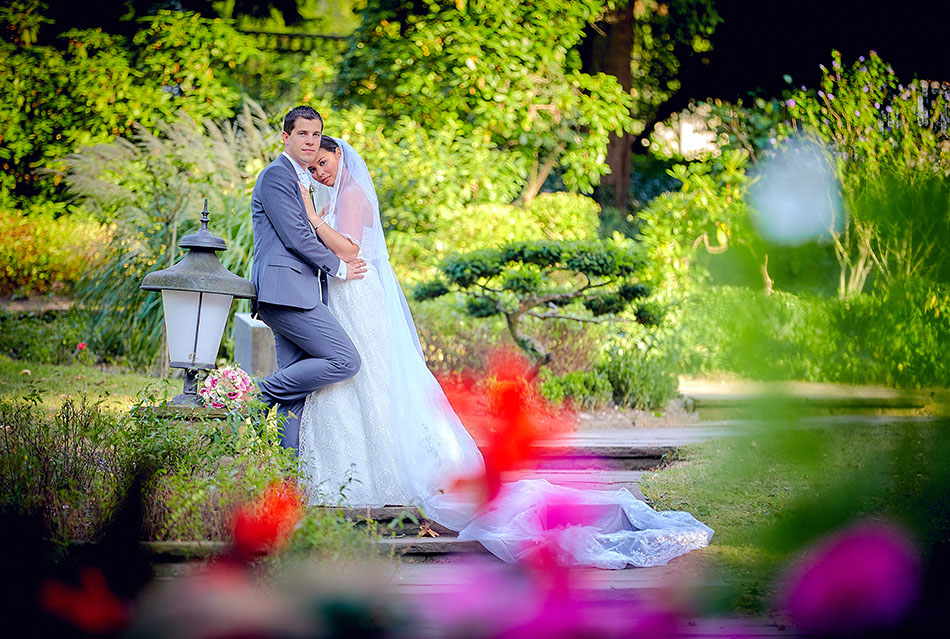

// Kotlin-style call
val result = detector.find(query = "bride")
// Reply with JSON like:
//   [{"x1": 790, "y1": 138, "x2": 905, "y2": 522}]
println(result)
[{"x1": 295, "y1": 136, "x2": 713, "y2": 569}]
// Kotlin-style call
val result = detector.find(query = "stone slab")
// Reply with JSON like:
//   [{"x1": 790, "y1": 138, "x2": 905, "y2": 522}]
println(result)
[
  {"x1": 142, "y1": 540, "x2": 228, "y2": 559},
  {"x1": 233, "y1": 312, "x2": 277, "y2": 377},
  {"x1": 536, "y1": 426, "x2": 730, "y2": 451},
  {"x1": 379, "y1": 536, "x2": 486, "y2": 556}
]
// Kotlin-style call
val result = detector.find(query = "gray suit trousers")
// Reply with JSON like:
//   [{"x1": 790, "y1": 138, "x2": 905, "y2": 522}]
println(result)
[{"x1": 257, "y1": 301, "x2": 360, "y2": 450}]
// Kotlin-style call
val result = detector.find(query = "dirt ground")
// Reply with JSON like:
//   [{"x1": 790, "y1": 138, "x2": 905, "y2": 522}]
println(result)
[
  {"x1": 0, "y1": 296, "x2": 74, "y2": 313},
  {"x1": 575, "y1": 397, "x2": 699, "y2": 430}
]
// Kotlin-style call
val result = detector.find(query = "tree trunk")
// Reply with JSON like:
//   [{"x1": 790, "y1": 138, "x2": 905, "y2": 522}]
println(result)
[
  {"x1": 583, "y1": 3, "x2": 635, "y2": 211},
  {"x1": 505, "y1": 311, "x2": 551, "y2": 366},
  {"x1": 520, "y1": 154, "x2": 559, "y2": 206}
]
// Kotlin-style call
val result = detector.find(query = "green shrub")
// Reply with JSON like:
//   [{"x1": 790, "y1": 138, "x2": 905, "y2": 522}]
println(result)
[
  {"x1": 410, "y1": 296, "x2": 507, "y2": 376},
  {"x1": 596, "y1": 339, "x2": 680, "y2": 411},
  {"x1": 420, "y1": 236, "x2": 647, "y2": 365},
  {"x1": 679, "y1": 280, "x2": 950, "y2": 388},
  {"x1": 784, "y1": 50, "x2": 950, "y2": 295},
  {"x1": 129, "y1": 394, "x2": 298, "y2": 542},
  {"x1": 539, "y1": 369, "x2": 613, "y2": 409},
  {"x1": 0, "y1": 394, "x2": 132, "y2": 545},
  {"x1": 0, "y1": 388, "x2": 371, "y2": 561},
  {"x1": 0, "y1": 205, "x2": 110, "y2": 297},
  {"x1": 392, "y1": 192, "x2": 602, "y2": 284},
  {"x1": 0, "y1": 308, "x2": 92, "y2": 364}
]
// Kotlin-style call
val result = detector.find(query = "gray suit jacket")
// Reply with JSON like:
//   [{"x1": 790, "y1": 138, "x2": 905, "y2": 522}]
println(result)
[{"x1": 251, "y1": 155, "x2": 341, "y2": 309}]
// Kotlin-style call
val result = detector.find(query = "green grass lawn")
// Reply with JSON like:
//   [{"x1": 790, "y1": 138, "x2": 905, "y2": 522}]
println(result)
[
  {"x1": 640, "y1": 418, "x2": 950, "y2": 614},
  {"x1": 0, "y1": 355, "x2": 164, "y2": 414}
]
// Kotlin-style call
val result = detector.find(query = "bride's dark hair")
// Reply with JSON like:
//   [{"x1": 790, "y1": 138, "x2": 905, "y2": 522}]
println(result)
[{"x1": 319, "y1": 136, "x2": 340, "y2": 153}]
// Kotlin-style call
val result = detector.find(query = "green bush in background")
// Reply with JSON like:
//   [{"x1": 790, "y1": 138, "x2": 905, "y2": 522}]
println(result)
[
  {"x1": 678, "y1": 280, "x2": 950, "y2": 388},
  {"x1": 416, "y1": 236, "x2": 648, "y2": 365},
  {"x1": 0, "y1": 309, "x2": 91, "y2": 364},
  {"x1": 596, "y1": 327, "x2": 681, "y2": 411},
  {"x1": 0, "y1": 204, "x2": 110, "y2": 297},
  {"x1": 539, "y1": 369, "x2": 613, "y2": 410},
  {"x1": 394, "y1": 192, "x2": 601, "y2": 283}
]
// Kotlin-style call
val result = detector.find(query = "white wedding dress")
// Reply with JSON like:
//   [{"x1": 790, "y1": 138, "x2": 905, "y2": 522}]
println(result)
[{"x1": 298, "y1": 139, "x2": 713, "y2": 569}]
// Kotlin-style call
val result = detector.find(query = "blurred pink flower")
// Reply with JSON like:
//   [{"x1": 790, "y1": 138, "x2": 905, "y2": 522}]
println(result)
[
  {"x1": 76, "y1": 342, "x2": 87, "y2": 351},
  {"x1": 419, "y1": 558, "x2": 680, "y2": 639},
  {"x1": 779, "y1": 520, "x2": 920, "y2": 635}
]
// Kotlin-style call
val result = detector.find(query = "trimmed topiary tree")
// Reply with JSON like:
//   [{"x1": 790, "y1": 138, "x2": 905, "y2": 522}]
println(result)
[{"x1": 415, "y1": 238, "x2": 653, "y2": 365}]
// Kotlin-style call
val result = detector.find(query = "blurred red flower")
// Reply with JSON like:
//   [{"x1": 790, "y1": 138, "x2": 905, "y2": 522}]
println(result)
[
  {"x1": 779, "y1": 520, "x2": 920, "y2": 635},
  {"x1": 77, "y1": 342, "x2": 87, "y2": 351},
  {"x1": 231, "y1": 481, "x2": 304, "y2": 560},
  {"x1": 39, "y1": 566, "x2": 128, "y2": 634},
  {"x1": 440, "y1": 348, "x2": 575, "y2": 503}
]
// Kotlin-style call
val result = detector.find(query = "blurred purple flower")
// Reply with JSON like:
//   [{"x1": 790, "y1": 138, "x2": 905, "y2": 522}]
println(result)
[
  {"x1": 786, "y1": 98, "x2": 796, "y2": 108},
  {"x1": 818, "y1": 90, "x2": 825, "y2": 98},
  {"x1": 819, "y1": 64, "x2": 826, "y2": 72},
  {"x1": 828, "y1": 93, "x2": 835, "y2": 100},
  {"x1": 779, "y1": 520, "x2": 920, "y2": 635},
  {"x1": 874, "y1": 102, "x2": 881, "y2": 109},
  {"x1": 859, "y1": 55, "x2": 865, "y2": 62},
  {"x1": 769, "y1": 138, "x2": 777, "y2": 145},
  {"x1": 862, "y1": 85, "x2": 869, "y2": 93},
  {"x1": 854, "y1": 110, "x2": 860, "y2": 117},
  {"x1": 832, "y1": 60, "x2": 840, "y2": 69},
  {"x1": 886, "y1": 105, "x2": 893, "y2": 113}
]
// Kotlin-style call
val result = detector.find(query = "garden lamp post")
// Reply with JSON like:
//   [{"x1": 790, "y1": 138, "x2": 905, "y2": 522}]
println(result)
[{"x1": 141, "y1": 200, "x2": 257, "y2": 405}]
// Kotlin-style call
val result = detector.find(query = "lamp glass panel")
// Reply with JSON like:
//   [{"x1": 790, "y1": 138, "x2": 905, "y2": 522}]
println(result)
[
  {"x1": 162, "y1": 290, "x2": 200, "y2": 365},
  {"x1": 194, "y1": 292, "x2": 233, "y2": 366}
]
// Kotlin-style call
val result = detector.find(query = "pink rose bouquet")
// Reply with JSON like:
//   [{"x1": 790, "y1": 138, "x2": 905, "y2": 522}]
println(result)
[{"x1": 198, "y1": 365, "x2": 254, "y2": 410}]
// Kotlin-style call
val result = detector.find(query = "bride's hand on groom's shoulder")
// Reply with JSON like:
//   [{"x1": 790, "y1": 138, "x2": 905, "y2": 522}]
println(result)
[{"x1": 344, "y1": 258, "x2": 367, "y2": 280}]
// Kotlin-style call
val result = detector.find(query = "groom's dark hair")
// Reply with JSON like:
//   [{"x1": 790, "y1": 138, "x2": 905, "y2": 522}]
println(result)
[{"x1": 283, "y1": 106, "x2": 323, "y2": 134}]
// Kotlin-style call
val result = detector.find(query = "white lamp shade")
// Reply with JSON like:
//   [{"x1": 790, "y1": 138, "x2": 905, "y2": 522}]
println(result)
[{"x1": 161, "y1": 290, "x2": 234, "y2": 368}]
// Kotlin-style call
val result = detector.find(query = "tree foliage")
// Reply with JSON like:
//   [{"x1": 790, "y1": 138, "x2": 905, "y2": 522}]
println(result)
[
  {"x1": 416, "y1": 236, "x2": 651, "y2": 364},
  {"x1": 637, "y1": 149, "x2": 766, "y2": 293},
  {"x1": 337, "y1": 0, "x2": 633, "y2": 204},
  {"x1": 0, "y1": 3, "x2": 257, "y2": 204},
  {"x1": 778, "y1": 51, "x2": 950, "y2": 297}
]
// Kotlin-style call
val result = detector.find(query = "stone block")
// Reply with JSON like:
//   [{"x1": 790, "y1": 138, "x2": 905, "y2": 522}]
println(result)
[{"x1": 233, "y1": 312, "x2": 277, "y2": 377}]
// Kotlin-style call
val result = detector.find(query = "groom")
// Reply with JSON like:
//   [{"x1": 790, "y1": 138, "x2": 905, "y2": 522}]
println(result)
[{"x1": 251, "y1": 105, "x2": 365, "y2": 451}]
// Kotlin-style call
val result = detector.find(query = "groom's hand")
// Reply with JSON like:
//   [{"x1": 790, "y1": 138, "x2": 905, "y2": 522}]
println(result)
[{"x1": 345, "y1": 258, "x2": 367, "y2": 280}]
